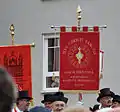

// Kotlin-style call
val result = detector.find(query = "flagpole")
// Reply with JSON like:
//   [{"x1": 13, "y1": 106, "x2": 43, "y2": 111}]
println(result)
[
  {"x1": 76, "y1": 5, "x2": 83, "y2": 104},
  {"x1": 9, "y1": 24, "x2": 35, "y2": 47}
]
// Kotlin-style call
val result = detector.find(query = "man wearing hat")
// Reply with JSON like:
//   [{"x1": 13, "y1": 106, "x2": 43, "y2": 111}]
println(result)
[
  {"x1": 12, "y1": 90, "x2": 32, "y2": 112},
  {"x1": 112, "y1": 95, "x2": 120, "y2": 108},
  {"x1": 51, "y1": 92, "x2": 68, "y2": 112},
  {"x1": 41, "y1": 94, "x2": 55, "y2": 110},
  {"x1": 90, "y1": 88, "x2": 115, "y2": 112}
]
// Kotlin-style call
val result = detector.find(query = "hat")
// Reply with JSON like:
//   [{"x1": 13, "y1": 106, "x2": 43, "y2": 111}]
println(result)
[
  {"x1": 41, "y1": 94, "x2": 54, "y2": 103},
  {"x1": 97, "y1": 88, "x2": 115, "y2": 102},
  {"x1": 17, "y1": 90, "x2": 32, "y2": 101},
  {"x1": 112, "y1": 95, "x2": 120, "y2": 103},
  {"x1": 52, "y1": 92, "x2": 68, "y2": 104}
]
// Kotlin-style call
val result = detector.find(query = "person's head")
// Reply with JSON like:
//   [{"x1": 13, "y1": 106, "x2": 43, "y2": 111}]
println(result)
[
  {"x1": 0, "y1": 66, "x2": 17, "y2": 112},
  {"x1": 41, "y1": 94, "x2": 54, "y2": 110},
  {"x1": 62, "y1": 107, "x2": 91, "y2": 112},
  {"x1": 17, "y1": 90, "x2": 32, "y2": 111},
  {"x1": 109, "y1": 107, "x2": 120, "y2": 112},
  {"x1": 29, "y1": 106, "x2": 51, "y2": 112},
  {"x1": 52, "y1": 101, "x2": 66, "y2": 112},
  {"x1": 44, "y1": 101, "x2": 53, "y2": 110},
  {"x1": 53, "y1": 92, "x2": 68, "y2": 104},
  {"x1": 51, "y1": 92, "x2": 68, "y2": 112},
  {"x1": 97, "y1": 88, "x2": 115, "y2": 107},
  {"x1": 99, "y1": 96, "x2": 113, "y2": 107},
  {"x1": 112, "y1": 95, "x2": 120, "y2": 108}
]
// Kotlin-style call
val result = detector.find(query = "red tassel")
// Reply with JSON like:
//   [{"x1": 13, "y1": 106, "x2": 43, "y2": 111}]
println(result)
[
  {"x1": 93, "y1": 26, "x2": 99, "y2": 31},
  {"x1": 72, "y1": 26, "x2": 77, "y2": 32},
  {"x1": 60, "y1": 26, "x2": 66, "y2": 32},
  {"x1": 83, "y1": 26, "x2": 88, "y2": 31}
]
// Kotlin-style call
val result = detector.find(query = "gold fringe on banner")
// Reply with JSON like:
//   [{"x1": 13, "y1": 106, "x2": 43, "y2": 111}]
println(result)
[{"x1": 59, "y1": 90, "x2": 99, "y2": 94}]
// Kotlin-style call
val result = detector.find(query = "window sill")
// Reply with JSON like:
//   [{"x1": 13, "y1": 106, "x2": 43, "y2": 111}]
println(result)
[{"x1": 40, "y1": 88, "x2": 59, "y2": 94}]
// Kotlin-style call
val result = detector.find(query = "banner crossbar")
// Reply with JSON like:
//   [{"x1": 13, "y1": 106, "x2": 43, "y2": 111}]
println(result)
[{"x1": 51, "y1": 25, "x2": 107, "y2": 30}]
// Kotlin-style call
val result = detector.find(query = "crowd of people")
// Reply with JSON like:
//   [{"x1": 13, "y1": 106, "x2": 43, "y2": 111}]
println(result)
[{"x1": 0, "y1": 66, "x2": 120, "y2": 112}]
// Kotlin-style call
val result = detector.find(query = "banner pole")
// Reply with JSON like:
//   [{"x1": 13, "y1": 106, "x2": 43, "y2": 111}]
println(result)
[
  {"x1": 76, "y1": 5, "x2": 83, "y2": 104},
  {"x1": 51, "y1": 25, "x2": 107, "y2": 29}
]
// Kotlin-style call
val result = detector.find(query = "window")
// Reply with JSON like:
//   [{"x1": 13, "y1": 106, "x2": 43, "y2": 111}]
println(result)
[
  {"x1": 42, "y1": 32, "x2": 103, "y2": 93},
  {"x1": 48, "y1": 38, "x2": 59, "y2": 72},
  {"x1": 42, "y1": 32, "x2": 60, "y2": 93}
]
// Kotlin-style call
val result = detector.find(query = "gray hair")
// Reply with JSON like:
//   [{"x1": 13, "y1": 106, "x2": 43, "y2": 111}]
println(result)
[{"x1": 0, "y1": 66, "x2": 17, "y2": 112}]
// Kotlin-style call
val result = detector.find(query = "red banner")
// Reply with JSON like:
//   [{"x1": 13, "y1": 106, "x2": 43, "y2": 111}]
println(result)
[
  {"x1": 0, "y1": 45, "x2": 32, "y2": 96},
  {"x1": 60, "y1": 32, "x2": 99, "y2": 92}
]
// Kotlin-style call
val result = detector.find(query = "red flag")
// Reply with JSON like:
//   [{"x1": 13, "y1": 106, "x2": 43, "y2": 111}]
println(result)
[
  {"x1": 60, "y1": 28, "x2": 100, "y2": 92},
  {"x1": 0, "y1": 45, "x2": 32, "y2": 96}
]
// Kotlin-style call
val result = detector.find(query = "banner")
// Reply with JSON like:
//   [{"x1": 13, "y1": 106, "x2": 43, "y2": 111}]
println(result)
[
  {"x1": 0, "y1": 45, "x2": 32, "y2": 96},
  {"x1": 60, "y1": 31, "x2": 99, "y2": 93}
]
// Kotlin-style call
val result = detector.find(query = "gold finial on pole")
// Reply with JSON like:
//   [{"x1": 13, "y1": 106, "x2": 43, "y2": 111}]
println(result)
[
  {"x1": 77, "y1": 5, "x2": 82, "y2": 31},
  {"x1": 10, "y1": 24, "x2": 15, "y2": 45},
  {"x1": 30, "y1": 42, "x2": 35, "y2": 47}
]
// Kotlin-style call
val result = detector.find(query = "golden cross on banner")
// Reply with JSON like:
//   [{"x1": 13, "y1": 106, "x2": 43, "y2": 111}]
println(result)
[{"x1": 76, "y1": 47, "x2": 84, "y2": 64}]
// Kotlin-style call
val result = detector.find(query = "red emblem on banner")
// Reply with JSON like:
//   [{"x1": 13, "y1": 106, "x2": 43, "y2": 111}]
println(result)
[{"x1": 60, "y1": 31, "x2": 99, "y2": 92}]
